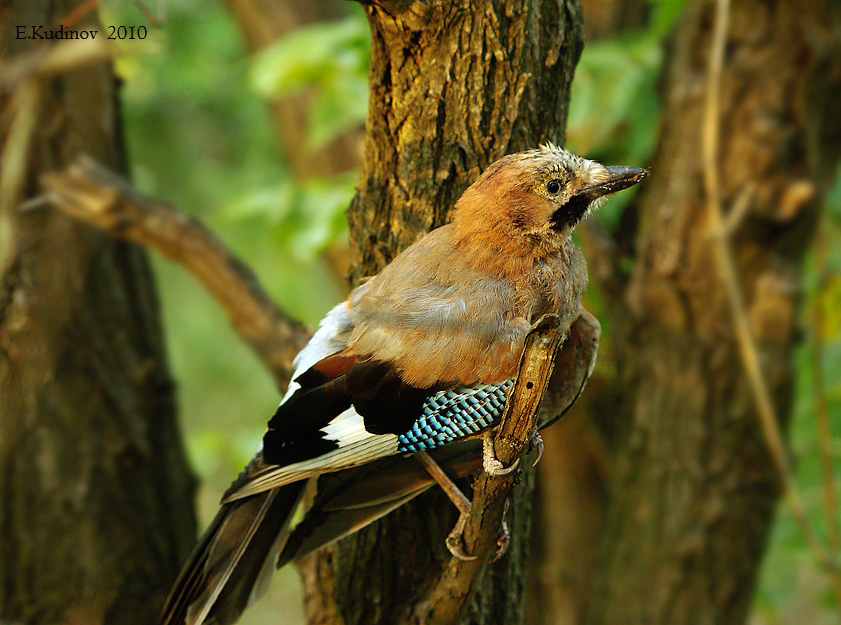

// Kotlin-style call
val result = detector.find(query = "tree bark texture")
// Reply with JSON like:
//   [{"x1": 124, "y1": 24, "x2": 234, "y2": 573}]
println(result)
[
  {"x1": 0, "y1": 4, "x2": 197, "y2": 625},
  {"x1": 585, "y1": 1, "x2": 841, "y2": 624},
  {"x1": 299, "y1": 2, "x2": 583, "y2": 624}
]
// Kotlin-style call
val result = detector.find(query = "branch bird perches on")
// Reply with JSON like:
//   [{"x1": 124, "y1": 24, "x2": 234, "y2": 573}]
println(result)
[{"x1": 41, "y1": 157, "x2": 311, "y2": 388}]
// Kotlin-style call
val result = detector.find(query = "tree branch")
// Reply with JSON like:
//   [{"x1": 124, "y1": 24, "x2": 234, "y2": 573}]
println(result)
[
  {"x1": 410, "y1": 314, "x2": 566, "y2": 625},
  {"x1": 41, "y1": 156, "x2": 310, "y2": 389}
]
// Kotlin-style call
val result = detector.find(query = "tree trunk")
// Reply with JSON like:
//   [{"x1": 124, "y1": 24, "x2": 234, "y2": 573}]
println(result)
[
  {"x1": 298, "y1": 2, "x2": 583, "y2": 623},
  {"x1": 586, "y1": 1, "x2": 841, "y2": 623},
  {"x1": 0, "y1": 4, "x2": 197, "y2": 625}
]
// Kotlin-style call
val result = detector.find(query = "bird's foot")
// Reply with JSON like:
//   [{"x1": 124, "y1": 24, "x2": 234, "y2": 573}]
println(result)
[
  {"x1": 482, "y1": 431, "x2": 520, "y2": 476},
  {"x1": 529, "y1": 430, "x2": 544, "y2": 467},
  {"x1": 446, "y1": 506, "x2": 510, "y2": 562},
  {"x1": 446, "y1": 508, "x2": 478, "y2": 561}
]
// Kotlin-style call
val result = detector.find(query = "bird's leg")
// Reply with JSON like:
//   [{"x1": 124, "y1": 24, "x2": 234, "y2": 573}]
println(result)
[
  {"x1": 414, "y1": 452, "x2": 477, "y2": 561},
  {"x1": 482, "y1": 431, "x2": 520, "y2": 476},
  {"x1": 415, "y1": 451, "x2": 513, "y2": 561},
  {"x1": 414, "y1": 451, "x2": 472, "y2": 515}
]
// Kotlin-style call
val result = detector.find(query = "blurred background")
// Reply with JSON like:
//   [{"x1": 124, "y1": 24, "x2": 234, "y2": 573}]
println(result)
[
  {"x1": 1, "y1": 0, "x2": 839, "y2": 623},
  {"x1": 104, "y1": 0, "x2": 841, "y2": 622}
]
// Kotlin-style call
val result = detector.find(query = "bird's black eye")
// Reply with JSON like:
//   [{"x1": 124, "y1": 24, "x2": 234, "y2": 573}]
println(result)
[{"x1": 547, "y1": 179, "x2": 561, "y2": 195}]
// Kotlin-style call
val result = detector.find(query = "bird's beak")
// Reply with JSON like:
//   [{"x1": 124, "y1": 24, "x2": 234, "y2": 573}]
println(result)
[{"x1": 576, "y1": 166, "x2": 649, "y2": 201}]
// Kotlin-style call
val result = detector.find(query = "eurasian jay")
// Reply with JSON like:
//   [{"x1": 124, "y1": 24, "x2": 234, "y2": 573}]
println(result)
[{"x1": 158, "y1": 144, "x2": 647, "y2": 625}]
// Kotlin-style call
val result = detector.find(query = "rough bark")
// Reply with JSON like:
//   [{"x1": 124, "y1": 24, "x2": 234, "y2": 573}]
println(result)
[
  {"x1": 299, "y1": 1, "x2": 583, "y2": 624},
  {"x1": 0, "y1": 4, "x2": 196, "y2": 625},
  {"x1": 586, "y1": 1, "x2": 841, "y2": 623}
]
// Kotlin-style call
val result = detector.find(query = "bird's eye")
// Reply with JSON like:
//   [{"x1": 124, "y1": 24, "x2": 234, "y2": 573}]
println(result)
[{"x1": 546, "y1": 179, "x2": 561, "y2": 195}]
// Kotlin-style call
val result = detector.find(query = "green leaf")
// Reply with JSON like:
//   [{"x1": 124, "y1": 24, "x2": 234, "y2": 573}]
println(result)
[
  {"x1": 307, "y1": 73, "x2": 368, "y2": 149},
  {"x1": 250, "y1": 16, "x2": 369, "y2": 98}
]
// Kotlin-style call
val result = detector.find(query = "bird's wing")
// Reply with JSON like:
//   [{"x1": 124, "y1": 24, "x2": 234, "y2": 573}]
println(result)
[
  {"x1": 159, "y1": 459, "x2": 306, "y2": 625},
  {"x1": 276, "y1": 439, "x2": 483, "y2": 567},
  {"x1": 157, "y1": 310, "x2": 601, "y2": 625},
  {"x1": 224, "y1": 360, "x2": 513, "y2": 501},
  {"x1": 275, "y1": 309, "x2": 602, "y2": 565},
  {"x1": 279, "y1": 299, "x2": 356, "y2": 403},
  {"x1": 219, "y1": 270, "x2": 531, "y2": 503},
  {"x1": 225, "y1": 309, "x2": 598, "y2": 505}
]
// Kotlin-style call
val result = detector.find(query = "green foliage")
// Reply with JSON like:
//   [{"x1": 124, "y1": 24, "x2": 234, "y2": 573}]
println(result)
[
  {"x1": 223, "y1": 172, "x2": 354, "y2": 259},
  {"x1": 250, "y1": 15, "x2": 370, "y2": 149},
  {"x1": 103, "y1": 0, "x2": 344, "y2": 486},
  {"x1": 566, "y1": 26, "x2": 663, "y2": 228},
  {"x1": 567, "y1": 34, "x2": 660, "y2": 165}
]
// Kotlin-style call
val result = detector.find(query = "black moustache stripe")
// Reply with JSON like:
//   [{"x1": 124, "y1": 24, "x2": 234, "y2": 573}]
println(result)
[{"x1": 550, "y1": 194, "x2": 591, "y2": 230}]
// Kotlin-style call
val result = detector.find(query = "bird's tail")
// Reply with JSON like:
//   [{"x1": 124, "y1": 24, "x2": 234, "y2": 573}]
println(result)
[{"x1": 158, "y1": 480, "x2": 306, "y2": 625}]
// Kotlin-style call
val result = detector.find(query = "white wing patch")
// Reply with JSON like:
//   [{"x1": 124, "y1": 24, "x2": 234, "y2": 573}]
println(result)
[
  {"x1": 226, "y1": 406, "x2": 399, "y2": 502},
  {"x1": 240, "y1": 297, "x2": 404, "y2": 501},
  {"x1": 279, "y1": 300, "x2": 353, "y2": 404}
]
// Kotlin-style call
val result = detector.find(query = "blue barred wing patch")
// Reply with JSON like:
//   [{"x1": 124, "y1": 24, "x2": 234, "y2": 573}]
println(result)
[{"x1": 397, "y1": 379, "x2": 514, "y2": 453}]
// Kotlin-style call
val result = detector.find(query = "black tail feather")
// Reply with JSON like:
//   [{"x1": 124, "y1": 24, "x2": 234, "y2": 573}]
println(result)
[{"x1": 158, "y1": 482, "x2": 305, "y2": 625}]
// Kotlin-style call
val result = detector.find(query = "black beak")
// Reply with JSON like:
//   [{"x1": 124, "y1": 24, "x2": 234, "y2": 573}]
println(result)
[{"x1": 576, "y1": 166, "x2": 649, "y2": 201}]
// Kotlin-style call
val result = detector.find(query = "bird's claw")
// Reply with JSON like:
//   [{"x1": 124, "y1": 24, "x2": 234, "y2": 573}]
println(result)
[
  {"x1": 446, "y1": 510, "x2": 478, "y2": 561},
  {"x1": 446, "y1": 508, "x2": 510, "y2": 563},
  {"x1": 482, "y1": 431, "x2": 520, "y2": 476},
  {"x1": 529, "y1": 431, "x2": 544, "y2": 467},
  {"x1": 492, "y1": 520, "x2": 510, "y2": 562}
]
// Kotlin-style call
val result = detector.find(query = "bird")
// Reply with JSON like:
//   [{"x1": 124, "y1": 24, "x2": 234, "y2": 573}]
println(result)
[{"x1": 158, "y1": 144, "x2": 647, "y2": 625}]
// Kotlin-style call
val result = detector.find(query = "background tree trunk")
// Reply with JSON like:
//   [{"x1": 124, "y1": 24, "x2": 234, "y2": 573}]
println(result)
[
  {"x1": 585, "y1": 0, "x2": 841, "y2": 623},
  {"x1": 0, "y1": 4, "x2": 197, "y2": 625},
  {"x1": 298, "y1": 1, "x2": 583, "y2": 623}
]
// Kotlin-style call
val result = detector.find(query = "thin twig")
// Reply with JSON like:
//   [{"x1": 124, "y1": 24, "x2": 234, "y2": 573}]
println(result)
[
  {"x1": 0, "y1": 38, "x2": 113, "y2": 91},
  {"x1": 702, "y1": 0, "x2": 841, "y2": 592},
  {"x1": 59, "y1": 0, "x2": 103, "y2": 28},
  {"x1": 722, "y1": 184, "x2": 754, "y2": 236},
  {"x1": 41, "y1": 157, "x2": 310, "y2": 389},
  {"x1": 410, "y1": 314, "x2": 566, "y2": 625},
  {"x1": 0, "y1": 79, "x2": 41, "y2": 272},
  {"x1": 811, "y1": 223, "x2": 839, "y2": 554}
]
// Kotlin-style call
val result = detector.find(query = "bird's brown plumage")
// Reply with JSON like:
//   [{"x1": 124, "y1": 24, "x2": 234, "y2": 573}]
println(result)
[{"x1": 343, "y1": 145, "x2": 611, "y2": 387}]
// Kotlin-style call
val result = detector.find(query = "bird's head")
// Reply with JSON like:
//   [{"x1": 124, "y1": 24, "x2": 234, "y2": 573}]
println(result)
[{"x1": 453, "y1": 144, "x2": 648, "y2": 244}]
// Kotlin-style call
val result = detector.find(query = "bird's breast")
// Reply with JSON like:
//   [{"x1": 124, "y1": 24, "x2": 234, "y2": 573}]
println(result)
[{"x1": 347, "y1": 278, "x2": 530, "y2": 387}]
